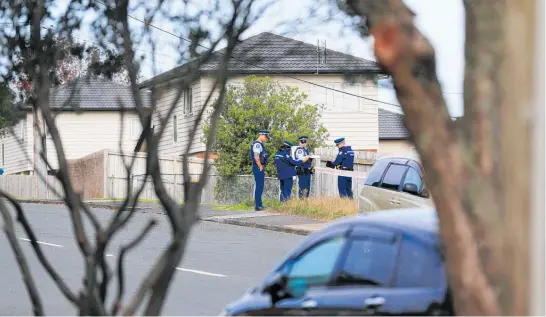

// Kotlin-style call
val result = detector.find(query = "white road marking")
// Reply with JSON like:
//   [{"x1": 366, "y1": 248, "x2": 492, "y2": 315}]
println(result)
[
  {"x1": 106, "y1": 254, "x2": 114, "y2": 257},
  {"x1": 176, "y1": 267, "x2": 227, "y2": 277},
  {"x1": 19, "y1": 237, "x2": 63, "y2": 248}
]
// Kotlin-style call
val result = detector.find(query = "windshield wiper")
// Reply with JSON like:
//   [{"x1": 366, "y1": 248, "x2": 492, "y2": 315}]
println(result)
[{"x1": 336, "y1": 271, "x2": 381, "y2": 286}]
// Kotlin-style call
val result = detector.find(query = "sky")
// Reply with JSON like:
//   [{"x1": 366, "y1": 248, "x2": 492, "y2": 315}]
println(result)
[{"x1": 53, "y1": 0, "x2": 465, "y2": 117}]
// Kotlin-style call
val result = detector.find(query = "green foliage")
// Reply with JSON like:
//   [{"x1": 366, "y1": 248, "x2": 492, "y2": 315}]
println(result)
[
  {"x1": 203, "y1": 76, "x2": 329, "y2": 177},
  {"x1": 0, "y1": 84, "x2": 22, "y2": 134}
]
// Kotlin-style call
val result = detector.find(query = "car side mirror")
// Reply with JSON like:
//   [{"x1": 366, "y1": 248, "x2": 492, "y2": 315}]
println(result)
[
  {"x1": 262, "y1": 272, "x2": 288, "y2": 306},
  {"x1": 402, "y1": 183, "x2": 419, "y2": 195},
  {"x1": 421, "y1": 188, "x2": 430, "y2": 198}
]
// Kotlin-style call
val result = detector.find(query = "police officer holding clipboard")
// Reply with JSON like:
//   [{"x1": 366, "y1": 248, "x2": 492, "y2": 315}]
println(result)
[
  {"x1": 294, "y1": 136, "x2": 312, "y2": 198},
  {"x1": 326, "y1": 137, "x2": 355, "y2": 199},
  {"x1": 274, "y1": 141, "x2": 310, "y2": 202},
  {"x1": 251, "y1": 130, "x2": 270, "y2": 211}
]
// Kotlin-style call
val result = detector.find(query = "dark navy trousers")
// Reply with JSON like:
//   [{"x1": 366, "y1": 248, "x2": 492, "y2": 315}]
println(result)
[
  {"x1": 298, "y1": 174, "x2": 311, "y2": 198},
  {"x1": 338, "y1": 176, "x2": 353, "y2": 199},
  {"x1": 253, "y1": 165, "x2": 265, "y2": 209},
  {"x1": 279, "y1": 177, "x2": 294, "y2": 202}
]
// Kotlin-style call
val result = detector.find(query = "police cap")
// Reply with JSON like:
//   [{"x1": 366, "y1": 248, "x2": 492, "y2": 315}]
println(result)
[
  {"x1": 334, "y1": 137, "x2": 345, "y2": 145},
  {"x1": 258, "y1": 129, "x2": 270, "y2": 139}
]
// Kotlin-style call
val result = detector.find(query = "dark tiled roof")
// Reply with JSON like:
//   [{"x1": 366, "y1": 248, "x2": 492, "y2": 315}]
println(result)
[
  {"x1": 141, "y1": 32, "x2": 385, "y2": 87},
  {"x1": 378, "y1": 108, "x2": 410, "y2": 140},
  {"x1": 27, "y1": 76, "x2": 151, "y2": 111}
]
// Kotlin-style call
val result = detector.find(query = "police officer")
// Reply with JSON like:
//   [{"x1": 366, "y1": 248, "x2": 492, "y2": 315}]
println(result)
[
  {"x1": 326, "y1": 137, "x2": 355, "y2": 199},
  {"x1": 251, "y1": 130, "x2": 270, "y2": 211},
  {"x1": 294, "y1": 136, "x2": 312, "y2": 198},
  {"x1": 274, "y1": 141, "x2": 310, "y2": 202}
]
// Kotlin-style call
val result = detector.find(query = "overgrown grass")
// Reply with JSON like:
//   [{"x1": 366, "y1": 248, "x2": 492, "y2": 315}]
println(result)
[
  {"x1": 211, "y1": 199, "x2": 281, "y2": 211},
  {"x1": 212, "y1": 196, "x2": 358, "y2": 221},
  {"x1": 270, "y1": 196, "x2": 358, "y2": 220}
]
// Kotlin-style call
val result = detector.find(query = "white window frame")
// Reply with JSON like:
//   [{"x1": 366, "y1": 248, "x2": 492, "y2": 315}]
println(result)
[
  {"x1": 44, "y1": 118, "x2": 54, "y2": 139},
  {"x1": 172, "y1": 115, "x2": 178, "y2": 144},
  {"x1": 183, "y1": 88, "x2": 193, "y2": 116},
  {"x1": 341, "y1": 82, "x2": 361, "y2": 111},
  {"x1": 130, "y1": 118, "x2": 142, "y2": 141},
  {"x1": 20, "y1": 119, "x2": 25, "y2": 141},
  {"x1": 311, "y1": 82, "x2": 362, "y2": 112}
]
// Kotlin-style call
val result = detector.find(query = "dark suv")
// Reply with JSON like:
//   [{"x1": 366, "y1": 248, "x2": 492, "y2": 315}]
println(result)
[{"x1": 221, "y1": 208, "x2": 453, "y2": 316}]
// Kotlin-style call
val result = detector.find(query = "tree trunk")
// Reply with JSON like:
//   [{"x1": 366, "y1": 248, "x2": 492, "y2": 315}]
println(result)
[{"x1": 342, "y1": 0, "x2": 543, "y2": 315}]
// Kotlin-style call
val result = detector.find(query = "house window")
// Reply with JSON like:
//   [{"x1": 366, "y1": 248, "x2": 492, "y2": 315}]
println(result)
[
  {"x1": 310, "y1": 82, "x2": 361, "y2": 111},
  {"x1": 183, "y1": 88, "x2": 193, "y2": 115},
  {"x1": 172, "y1": 115, "x2": 178, "y2": 143},
  {"x1": 20, "y1": 119, "x2": 25, "y2": 141},
  {"x1": 130, "y1": 118, "x2": 142, "y2": 141},
  {"x1": 44, "y1": 118, "x2": 54, "y2": 139},
  {"x1": 342, "y1": 83, "x2": 360, "y2": 111},
  {"x1": 1, "y1": 144, "x2": 4, "y2": 167}
]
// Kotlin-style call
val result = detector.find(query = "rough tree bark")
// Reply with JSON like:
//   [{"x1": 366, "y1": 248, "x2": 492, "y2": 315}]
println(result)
[{"x1": 342, "y1": 0, "x2": 540, "y2": 315}]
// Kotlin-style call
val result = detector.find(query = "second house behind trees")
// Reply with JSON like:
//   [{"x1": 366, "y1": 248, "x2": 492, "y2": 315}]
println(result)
[{"x1": 138, "y1": 32, "x2": 388, "y2": 158}]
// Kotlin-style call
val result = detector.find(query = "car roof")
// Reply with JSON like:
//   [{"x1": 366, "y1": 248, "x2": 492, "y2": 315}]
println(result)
[
  {"x1": 320, "y1": 208, "x2": 439, "y2": 246},
  {"x1": 377, "y1": 154, "x2": 421, "y2": 163}
]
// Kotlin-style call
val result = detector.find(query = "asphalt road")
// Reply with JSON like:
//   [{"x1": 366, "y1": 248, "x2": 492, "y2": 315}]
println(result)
[{"x1": 0, "y1": 204, "x2": 303, "y2": 315}]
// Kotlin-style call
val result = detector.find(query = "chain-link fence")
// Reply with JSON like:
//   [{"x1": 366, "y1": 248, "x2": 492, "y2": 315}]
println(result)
[{"x1": 121, "y1": 173, "x2": 281, "y2": 205}]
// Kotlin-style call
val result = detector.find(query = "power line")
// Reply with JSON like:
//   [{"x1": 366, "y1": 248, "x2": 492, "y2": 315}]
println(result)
[
  {"x1": 92, "y1": 0, "x2": 409, "y2": 108},
  {"x1": 96, "y1": 1, "x2": 461, "y2": 117},
  {"x1": 5, "y1": 4, "x2": 457, "y2": 114},
  {"x1": 2, "y1": 21, "x2": 178, "y2": 62}
]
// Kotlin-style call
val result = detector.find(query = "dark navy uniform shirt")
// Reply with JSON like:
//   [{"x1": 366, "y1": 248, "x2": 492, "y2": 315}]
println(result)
[
  {"x1": 331, "y1": 146, "x2": 355, "y2": 170},
  {"x1": 274, "y1": 148, "x2": 303, "y2": 180}
]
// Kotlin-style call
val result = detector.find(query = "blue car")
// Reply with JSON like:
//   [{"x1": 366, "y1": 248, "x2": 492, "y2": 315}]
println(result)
[{"x1": 221, "y1": 208, "x2": 454, "y2": 316}]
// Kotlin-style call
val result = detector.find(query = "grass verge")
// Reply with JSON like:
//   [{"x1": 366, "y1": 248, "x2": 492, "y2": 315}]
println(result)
[
  {"x1": 211, "y1": 199, "x2": 282, "y2": 211},
  {"x1": 212, "y1": 196, "x2": 357, "y2": 221},
  {"x1": 268, "y1": 196, "x2": 357, "y2": 220}
]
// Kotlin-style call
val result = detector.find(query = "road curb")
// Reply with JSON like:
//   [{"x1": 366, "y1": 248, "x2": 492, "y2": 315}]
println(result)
[
  {"x1": 202, "y1": 217, "x2": 313, "y2": 236},
  {"x1": 15, "y1": 200, "x2": 318, "y2": 236},
  {"x1": 15, "y1": 199, "x2": 151, "y2": 211}
]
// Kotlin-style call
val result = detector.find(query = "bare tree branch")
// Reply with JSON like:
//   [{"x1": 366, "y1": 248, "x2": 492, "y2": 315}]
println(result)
[
  {"x1": 0, "y1": 189, "x2": 78, "y2": 304},
  {"x1": 111, "y1": 218, "x2": 157, "y2": 316},
  {"x1": 1, "y1": 0, "x2": 270, "y2": 315},
  {"x1": 0, "y1": 199, "x2": 44, "y2": 316}
]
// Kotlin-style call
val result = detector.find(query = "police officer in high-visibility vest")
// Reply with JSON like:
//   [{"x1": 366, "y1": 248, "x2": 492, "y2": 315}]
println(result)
[
  {"x1": 326, "y1": 137, "x2": 355, "y2": 199},
  {"x1": 294, "y1": 136, "x2": 312, "y2": 198},
  {"x1": 251, "y1": 130, "x2": 270, "y2": 211},
  {"x1": 274, "y1": 141, "x2": 310, "y2": 202}
]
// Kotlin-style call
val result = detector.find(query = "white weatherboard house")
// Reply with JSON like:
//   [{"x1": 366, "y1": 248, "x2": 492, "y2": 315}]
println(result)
[
  {"x1": 0, "y1": 76, "x2": 150, "y2": 175},
  {"x1": 137, "y1": 32, "x2": 388, "y2": 158}
]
